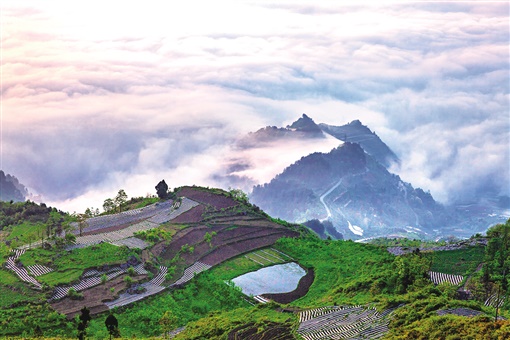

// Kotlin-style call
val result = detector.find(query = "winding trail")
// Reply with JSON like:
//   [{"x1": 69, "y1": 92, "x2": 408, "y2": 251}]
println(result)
[{"x1": 319, "y1": 178, "x2": 344, "y2": 221}]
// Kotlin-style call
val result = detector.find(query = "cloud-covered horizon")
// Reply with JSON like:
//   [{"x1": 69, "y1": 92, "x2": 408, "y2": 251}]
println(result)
[{"x1": 2, "y1": 1, "x2": 508, "y2": 212}]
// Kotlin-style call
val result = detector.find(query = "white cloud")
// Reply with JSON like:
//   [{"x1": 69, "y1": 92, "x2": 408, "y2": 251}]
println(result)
[{"x1": 1, "y1": 1, "x2": 508, "y2": 211}]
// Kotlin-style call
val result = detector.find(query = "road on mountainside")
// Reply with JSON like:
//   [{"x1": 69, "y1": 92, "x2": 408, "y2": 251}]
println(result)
[{"x1": 319, "y1": 178, "x2": 344, "y2": 220}]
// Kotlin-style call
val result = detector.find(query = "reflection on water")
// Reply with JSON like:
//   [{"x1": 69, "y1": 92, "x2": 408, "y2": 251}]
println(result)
[{"x1": 231, "y1": 262, "x2": 306, "y2": 296}]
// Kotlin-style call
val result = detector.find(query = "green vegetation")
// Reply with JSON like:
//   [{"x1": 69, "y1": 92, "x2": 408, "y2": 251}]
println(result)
[
  {"x1": 1, "y1": 185, "x2": 509, "y2": 339},
  {"x1": 384, "y1": 284, "x2": 510, "y2": 339},
  {"x1": 175, "y1": 303, "x2": 299, "y2": 340},
  {"x1": 134, "y1": 227, "x2": 173, "y2": 244},
  {"x1": 0, "y1": 269, "x2": 43, "y2": 308},
  {"x1": 426, "y1": 246, "x2": 485, "y2": 275},
  {"x1": 369, "y1": 237, "x2": 447, "y2": 248},
  {"x1": 86, "y1": 271, "x2": 249, "y2": 338},
  {"x1": 19, "y1": 243, "x2": 137, "y2": 287},
  {"x1": 275, "y1": 237, "x2": 399, "y2": 306},
  {"x1": 212, "y1": 248, "x2": 290, "y2": 281}
]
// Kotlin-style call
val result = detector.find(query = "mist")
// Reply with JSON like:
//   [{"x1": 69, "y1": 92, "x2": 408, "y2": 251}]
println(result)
[{"x1": 2, "y1": 1, "x2": 508, "y2": 212}]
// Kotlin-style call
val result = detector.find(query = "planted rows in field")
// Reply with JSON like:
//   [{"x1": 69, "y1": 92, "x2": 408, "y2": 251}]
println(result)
[
  {"x1": 428, "y1": 271, "x2": 464, "y2": 286},
  {"x1": 172, "y1": 261, "x2": 211, "y2": 286},
  {"x1": 298, "y1": 305, "x2": 395, "y2": 340},
  {"x1": 27, "y1": 264, "x2": 54, "y2": 277},
  {"x1": 4, "y1": 249, "x2": 43, "y2": 289},
  {"x1": 485, "y1": 294, "x2": 506, "y2": 308},
  {"x1": 49, "y1": 263, "x2": 148, "y2": 301},
  {"x1": 73, "y1": 201, "x2": 173, "y2": 235},
  {"x1": 105, "y1": 266, "x2": 168, "y2": 309},
  {"x1": 68, "y1": 221, "x2": 158, "y2": 249}
]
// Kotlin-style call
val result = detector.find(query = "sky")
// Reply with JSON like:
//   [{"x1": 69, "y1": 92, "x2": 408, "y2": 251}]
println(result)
[{"x1": 1, "y1": 0, "x2": 509, "y2": 213}]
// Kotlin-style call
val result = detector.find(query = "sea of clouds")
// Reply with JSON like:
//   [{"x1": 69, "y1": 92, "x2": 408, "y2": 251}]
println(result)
[{"x1": 2, "y1": 1, "x2": 508, "y2": 212}]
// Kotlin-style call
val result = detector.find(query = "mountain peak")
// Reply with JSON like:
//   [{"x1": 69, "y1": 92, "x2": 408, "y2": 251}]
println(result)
[
  {"x1": 349, "y1": 119, "x2": 363, "y2": 126},
  {"x1": 287, "y1": 114, "x2": 322, "y2": 134}
]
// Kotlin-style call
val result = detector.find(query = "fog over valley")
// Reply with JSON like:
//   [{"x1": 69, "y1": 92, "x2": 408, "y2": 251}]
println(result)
[{"x1": 1, "y1": 1, "x2": 508, "y2": 214}]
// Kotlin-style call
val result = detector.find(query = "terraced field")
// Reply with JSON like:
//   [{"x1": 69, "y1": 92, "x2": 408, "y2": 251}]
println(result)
[
  {"x1": 298, "y1": 305, "x2": 398, "y2": 340},
  {"x1": 3, "y1": 186, "x2": 303, "y2": 321},
  {"x1": 428, "y1": 271, "x2": 464, "y2": 286}
]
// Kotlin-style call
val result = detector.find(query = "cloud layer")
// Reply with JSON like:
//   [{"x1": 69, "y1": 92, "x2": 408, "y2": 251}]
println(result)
[{"x1": 2, "y1": 1, "x2": 508, "y2": 212}]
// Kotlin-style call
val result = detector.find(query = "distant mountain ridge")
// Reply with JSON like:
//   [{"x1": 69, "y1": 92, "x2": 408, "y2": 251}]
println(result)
[
  {"x1": 250, "y1": 142, "x2": 449, "y2": 239},
  {"x1": 320, "y1": 120, "x2": 399, "y2": 168},
  {"x1": 0, "y1": 170, "x2": 27, "y2": 202},
  {"x1": 238, "y1": 114, "x2": 399, "y2": 169},
  {"x1": 246, "y1": 114, "x2": 508, "y2": 240},
  {"x1": 237, "y1": 114, "x2": 324, "y2": 148}
]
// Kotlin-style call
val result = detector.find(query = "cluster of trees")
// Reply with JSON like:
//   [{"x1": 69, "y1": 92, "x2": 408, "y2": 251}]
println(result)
[
  {"x1": 482, "y1": 219, "x2": 510, "y2": 319},
  {"x1": 0, "y1": 201, "x2": 64, "y2": 229},
  {"x1": 103, "y1": 189, "x2": 128, "y2": 213}
]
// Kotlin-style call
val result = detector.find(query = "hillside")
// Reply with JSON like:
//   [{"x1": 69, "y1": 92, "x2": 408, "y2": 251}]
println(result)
[
  {"x1": 1, "y1": 187, "x2": 510, "y2": 339},
  {"x1": 319, "y1": 120, "x2": 400, "y2": 168},
  {"x1": 237, "y1": 114, "x2": 325, "y2": 148},
  {"x1": 250, "y1": 142, "x2": 451, "y2": 240}
]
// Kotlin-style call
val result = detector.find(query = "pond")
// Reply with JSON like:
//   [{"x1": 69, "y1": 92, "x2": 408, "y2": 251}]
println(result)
[{"x1": 231, "y1": 262, "x2": 306, "y2": 296}]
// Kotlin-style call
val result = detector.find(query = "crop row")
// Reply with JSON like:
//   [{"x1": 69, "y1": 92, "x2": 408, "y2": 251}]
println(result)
[
  {"x1": 49, "y1": 263, "x2": 148, "y2": 301},
  {"x1": 68, "y1": 221, "x2": 159, "y2": 249},
  {"x1": 74, "y1": 201, "x2": 173, "y2": 234},
  {"x1": 171, "y1": 261, "x2": 211, "y2": 286},
  {"x1": 27, "y1": 264, "x2": 54, "y2": 277},
  {"x1": 148, "y1": 198, "x2": 199, "y2": 224},
  {"x1": 485, "y1": 293, "x2": 506, "y2": 308},
  {"x1": 298, "y1": 305, "x2": 394, "y2": 340},
  {"x1": 428, "y1": 271, "x2": 464, "y2": 286},
  {"x1": 4, "y1": 249, "x2": 44, "y2": 289},
  {"x1": 105, "y1": 266, "x2": 168, "y2": 309}
]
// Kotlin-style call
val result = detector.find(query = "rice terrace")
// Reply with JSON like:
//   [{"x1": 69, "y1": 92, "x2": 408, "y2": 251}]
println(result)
[{"x1": 1, "y1": 185, "x2": 510, "y2": 338}]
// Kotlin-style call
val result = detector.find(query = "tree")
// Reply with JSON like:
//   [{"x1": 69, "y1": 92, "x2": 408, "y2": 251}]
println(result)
[
  {"x1": 84, "y1": 208, "x2": 93, "y2": 218},
  {"x1": 46, "y1": 211, "x2": 61, "y2": 239},
  {"x1": 105, "y1": 314, "x2": 120, "y2": 339},
  {"x1": 114, "y1": 190, "x2": 128, "y2": 213},
  {"x1": 77, "y1": 306, "x2": 92, "y2": 340},
  {"x1": 203, "y1": 231, "x2": 216, "y2": 247},
  {"x1": 228, "y1": 187, "x2": 249, "y2": 203},
  {"x1": 159, "y1": 310, "x2": 178, "y2": 339},
  {"x1": 65, "y1": 232, "x2": 76, "y2": 245},
  {"x1": 484, "y1": 219, "x2": 510, "y2": 320},
  {"x1": 77, "y1": 214, "x2": 88, "y2": 237},
  {"x1": 103, "y1": 198, "x2": 115, "y2": 213},
  {"x1": 155, "y1": 180, "x2": 169, "y2": 199}
]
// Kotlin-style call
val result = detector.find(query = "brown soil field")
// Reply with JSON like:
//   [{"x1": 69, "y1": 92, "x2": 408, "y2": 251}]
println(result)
[
  {"x1": 170, "y1": 204, "x2": 206, "y2": 223},
  {"x1": 261, "y1": 268, "x2": 315, "y2": 304},
  {"x1": 50, "y1": 273, "x2": 147, "y2": 319},
  {"x1": 178, "y1": 186, "x2": 238, "y2": 209},
  {"x1": 200, "y1": 230, "x2": 298, "y2": 266}
]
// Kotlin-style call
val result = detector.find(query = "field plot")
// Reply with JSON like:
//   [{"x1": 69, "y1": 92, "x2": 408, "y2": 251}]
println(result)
[
  {"x1": 177, "y1": 186, "x2": 238, "y2": 209},
  {"x1": 298, "y1": 305, "x2": 396, "y2": 340},
  {"x1": 428, "y1": 271, "x2": 464, "y2": 286},
  {"x1": 73, "y1": 200, "x2": 173, "y2": 235}
]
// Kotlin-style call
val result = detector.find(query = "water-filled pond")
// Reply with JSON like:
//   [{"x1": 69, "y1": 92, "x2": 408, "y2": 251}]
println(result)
[{"x1": 231, "y1": 262, "x2": 306, "y2": 296}]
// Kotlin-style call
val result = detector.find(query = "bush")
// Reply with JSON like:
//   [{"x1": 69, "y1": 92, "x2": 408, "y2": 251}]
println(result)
[
  {"x1": 67, "y1": 288, "x2": 83, "y2": 300},
  {"x1": 124, "y1": 276, "x2": 133, "y2": 288}
]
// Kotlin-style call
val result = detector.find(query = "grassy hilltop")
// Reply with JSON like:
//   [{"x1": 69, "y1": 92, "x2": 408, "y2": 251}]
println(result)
[{"x1": 0, "y1": 186, "x2": 509, "y2": 339}]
